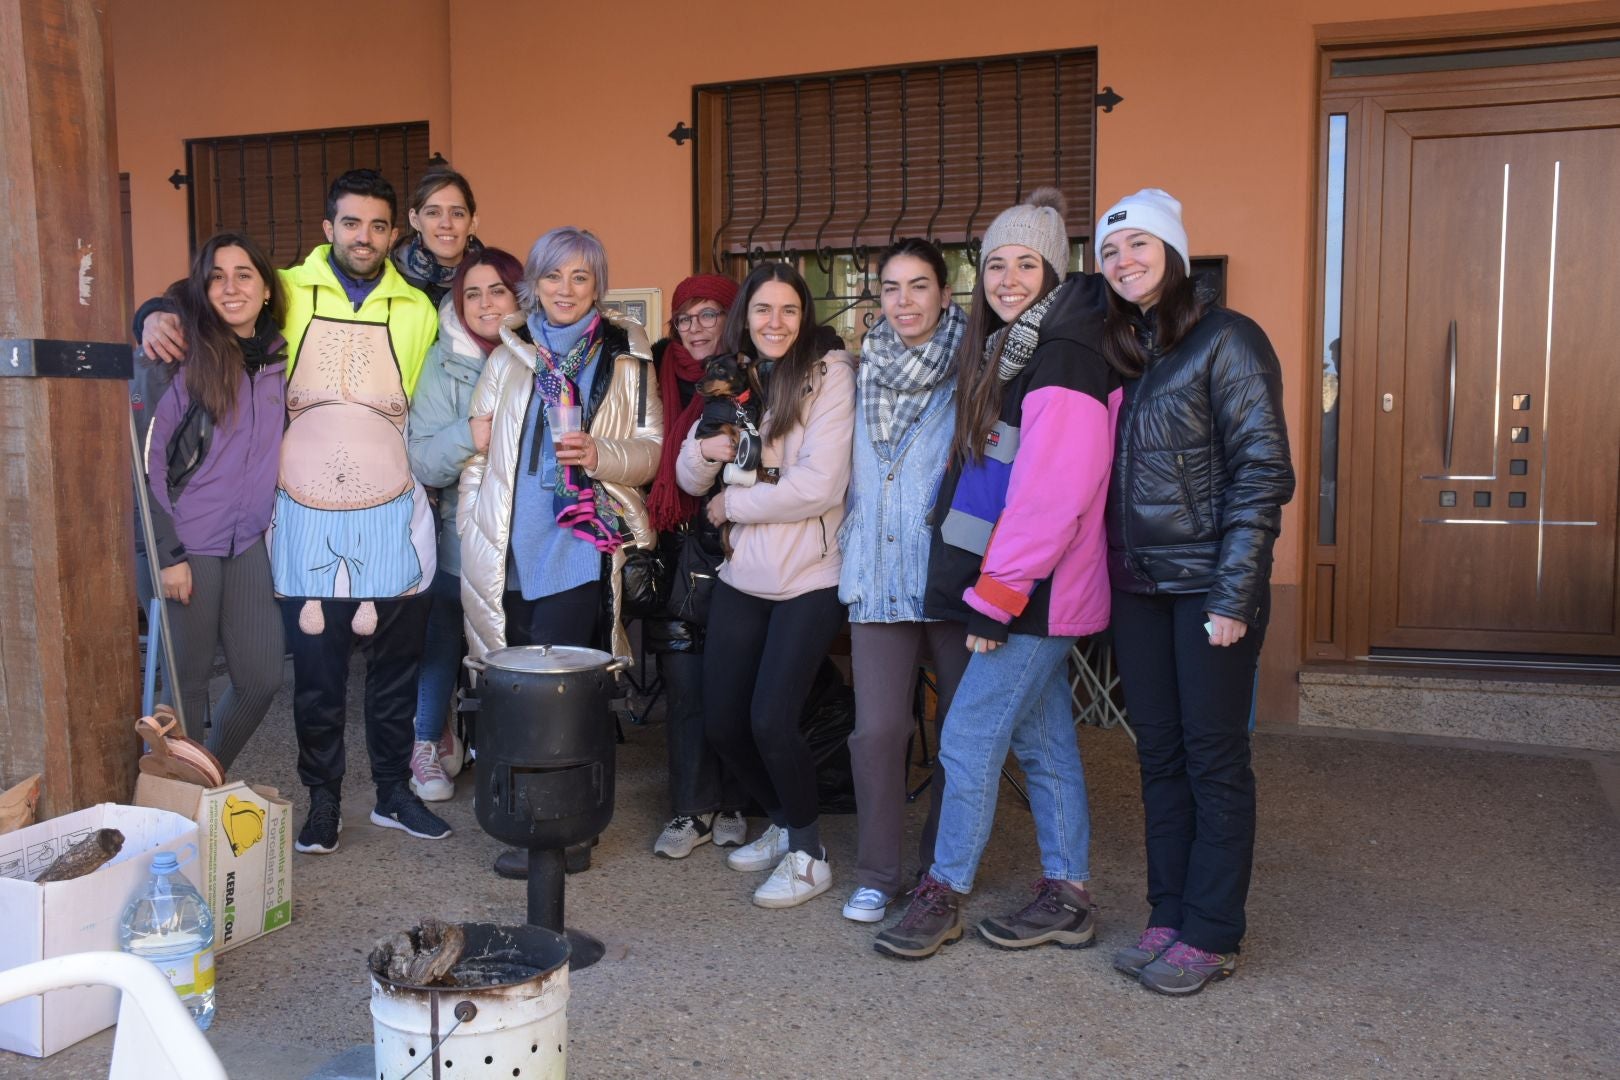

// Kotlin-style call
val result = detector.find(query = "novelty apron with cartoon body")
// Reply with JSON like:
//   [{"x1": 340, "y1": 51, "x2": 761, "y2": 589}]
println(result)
[{"x1": 269, "y1": 300, "x2": 436, "y2": 633}]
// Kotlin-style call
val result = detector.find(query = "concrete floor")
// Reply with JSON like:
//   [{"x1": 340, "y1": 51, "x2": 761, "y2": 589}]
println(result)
[{"x1": 3, "y1": 657, "x2": 1618, "y2": 1079}]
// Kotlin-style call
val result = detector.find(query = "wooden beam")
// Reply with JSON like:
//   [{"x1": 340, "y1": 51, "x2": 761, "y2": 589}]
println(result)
[{"x1": 0, "y1": 0, "x2": 139, "y2": 817}]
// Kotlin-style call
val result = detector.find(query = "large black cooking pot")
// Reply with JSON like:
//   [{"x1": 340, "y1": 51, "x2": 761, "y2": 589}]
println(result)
[
  {"x1": 465, "y1": 644, "x2": 631, "y2": 970},
  {"x1": 467, "y1": 645, "x2": 629, "y2": 849}
]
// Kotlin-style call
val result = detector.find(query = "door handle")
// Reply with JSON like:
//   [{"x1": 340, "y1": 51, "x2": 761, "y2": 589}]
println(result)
[{"x1": 1444, "y1": 319, "x2": 1457, "y2": 470}]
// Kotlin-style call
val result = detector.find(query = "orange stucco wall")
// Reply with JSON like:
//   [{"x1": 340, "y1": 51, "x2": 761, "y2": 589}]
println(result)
[
  {"x1": 110, "y1": 0, "x2": 1557, "y2": 591},
  {"x1": 110, "y1": 0, "x2": 451, "y2": 304}
]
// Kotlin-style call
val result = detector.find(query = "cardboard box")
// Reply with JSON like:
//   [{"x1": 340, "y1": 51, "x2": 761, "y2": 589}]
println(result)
[
  {"x1": 134, "y1": 775, "x2": 292, "y2": 955},
  {"x1": 0, "y1": 802, "x2": 201, "y2": 1057}
]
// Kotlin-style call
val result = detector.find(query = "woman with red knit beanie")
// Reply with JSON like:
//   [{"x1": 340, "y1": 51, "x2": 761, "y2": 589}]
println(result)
[{"x1": 643, "y1": 273, "x2": 749, "y2": 859}]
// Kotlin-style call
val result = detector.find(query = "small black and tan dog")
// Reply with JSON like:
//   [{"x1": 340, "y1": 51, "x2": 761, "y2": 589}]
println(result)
[
  {"x1": 694, "y1": 353, "x2": 774, "y2": 484},
  {"x1": 693, "y1": 353, "x2": 777, "y2": 558}
]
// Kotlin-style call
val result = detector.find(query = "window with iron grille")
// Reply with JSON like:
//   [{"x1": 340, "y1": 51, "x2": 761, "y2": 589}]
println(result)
[
  {"x1": 184, "y1": 122, "x2": 435, "y2": 267},
  {"x1": 694, "y1": 49, "x2": 1098, "y2": 340}
]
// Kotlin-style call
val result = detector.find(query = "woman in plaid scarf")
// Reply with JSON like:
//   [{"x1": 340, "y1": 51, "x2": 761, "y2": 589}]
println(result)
[{"x1": 837, "y1": 238, "x2": 971, "y2": 925}]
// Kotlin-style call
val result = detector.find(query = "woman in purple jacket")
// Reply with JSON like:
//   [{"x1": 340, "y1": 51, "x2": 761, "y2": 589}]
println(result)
[{"x1": 145, "y1": 233, "x2": 289, "y2": 768}]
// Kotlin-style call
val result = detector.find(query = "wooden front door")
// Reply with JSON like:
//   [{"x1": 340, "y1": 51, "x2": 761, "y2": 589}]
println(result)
[{"x1": 1369, "y1": 96, "x2": 1620, "y2": 655}]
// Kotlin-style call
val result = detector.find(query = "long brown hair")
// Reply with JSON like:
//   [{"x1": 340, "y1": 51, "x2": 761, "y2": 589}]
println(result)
[
  {"x1": 1101, "y1": 252, "x2": 1204, "y2": 378},
  {"x1": 949, "y1": 262, "x2": 1060, "y2": 465},
  {"x1": 721, "y1": 262, "x2": 825, "y2": 442},
  {"x1": 177, "y1": 233, "x2": 285, "y2": 421}
]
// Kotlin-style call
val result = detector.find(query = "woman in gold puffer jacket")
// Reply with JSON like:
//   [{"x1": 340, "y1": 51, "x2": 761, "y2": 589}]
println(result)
[{"x1": 458, "y1": 226, "x2": 662, "y2": 664}]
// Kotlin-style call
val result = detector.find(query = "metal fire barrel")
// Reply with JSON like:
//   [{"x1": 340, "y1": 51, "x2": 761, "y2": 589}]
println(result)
[{"x1": 370, "y1": 922, "x2": 569, "y2": 1080}]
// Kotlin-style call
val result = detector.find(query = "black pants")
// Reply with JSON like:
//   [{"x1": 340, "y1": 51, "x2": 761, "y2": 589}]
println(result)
[
  {"x1": 703, "y1": 582, "x2": 844, "y2": 831},
  {"x1": 660, "y1": 649, "x2": 744, "y2": 818},
  {"x1": 502, "y1": 581, "x2": 602, "y2": 649},
  {"x1": 1110, "y1": 588, "x2": 1268, "y2": 955},
  {"x1": 284, "y1": 595, "x2": 429, "y2": 798}
]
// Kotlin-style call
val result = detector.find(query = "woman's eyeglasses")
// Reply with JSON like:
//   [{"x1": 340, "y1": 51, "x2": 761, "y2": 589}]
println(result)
[{"x1": 674, "y1": 308, "x2": 724, "y2": 332}]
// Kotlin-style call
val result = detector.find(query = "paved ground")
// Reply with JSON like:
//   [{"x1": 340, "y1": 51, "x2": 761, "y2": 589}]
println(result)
[{"x1": 3, "y1": 657, "x2": 1617, "y2": 1079}]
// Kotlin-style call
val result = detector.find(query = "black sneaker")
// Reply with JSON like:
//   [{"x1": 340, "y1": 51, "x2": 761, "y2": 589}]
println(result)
[
  {"x1": 873, "y1": 874, "x2": 963, "y2": 960},
  {"x1": 976, "y1": 878, "x2": 1097, "y2": 950},
  {"x1": 370, "y1": 786, "x2": 451, "y2": 840},
  {"x1": 295, "y1": 788, "x2": 343, "y2": 854}
]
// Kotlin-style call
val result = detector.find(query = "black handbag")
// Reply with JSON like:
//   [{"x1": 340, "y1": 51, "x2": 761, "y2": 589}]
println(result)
[
  {"x1": 669, "y1": 528, "x2": 723, "y2": 626},
  {"x1": 620, "y1": 544, "x2": 672, "y2": 620},
  {"x1": 165, "y1": 398, "x2": 214, "y2": 500}
]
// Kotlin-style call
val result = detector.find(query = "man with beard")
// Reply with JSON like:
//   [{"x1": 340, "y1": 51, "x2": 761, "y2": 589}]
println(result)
[{"x1": 137, "y1": 169, "x2": 449, "y2": 855}]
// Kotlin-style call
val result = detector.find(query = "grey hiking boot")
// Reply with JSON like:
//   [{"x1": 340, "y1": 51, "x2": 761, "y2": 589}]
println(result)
[
  {"x1": 977, "y1": 878, "x2": 1096, "y2": 950},
  {"x1": 1139, "y1": 940, "x2": 1237, "y2": 995},
  {"x1": 873, "y1": 874, "x2": 963, "y2": 960},
  {"x1": 1114, "y1": 926, "x2": 1179, "y2": 978}
]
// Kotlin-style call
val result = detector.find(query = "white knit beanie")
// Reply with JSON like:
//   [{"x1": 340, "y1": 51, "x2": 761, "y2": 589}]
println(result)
[
  {"x1": 1095, "y1": 188, "x2": 1190, "y2": 273},
  {"x1": 980, "y1": 187, "x2": 1070, "y2": 276}
]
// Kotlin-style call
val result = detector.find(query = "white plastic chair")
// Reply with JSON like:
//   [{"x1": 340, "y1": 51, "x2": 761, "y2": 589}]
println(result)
[{"x1": 0, "y1": 951, "x2": 227, "y2": 1080}]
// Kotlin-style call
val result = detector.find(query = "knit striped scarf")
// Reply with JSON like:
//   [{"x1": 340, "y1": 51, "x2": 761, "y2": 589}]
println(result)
[{"x1": 991, "y1": 280, "x2": 1066, "y2": 383}]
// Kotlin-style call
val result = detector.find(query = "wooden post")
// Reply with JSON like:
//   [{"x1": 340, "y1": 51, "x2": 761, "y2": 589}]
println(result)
[{"x1": 0, "y1": 0, "x2": 139, "y2": 817}]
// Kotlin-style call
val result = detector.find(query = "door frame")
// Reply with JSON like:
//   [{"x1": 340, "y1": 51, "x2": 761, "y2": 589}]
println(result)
[{"x1": 1304, "y1": 6, "x2": 1620, "y2": 663}]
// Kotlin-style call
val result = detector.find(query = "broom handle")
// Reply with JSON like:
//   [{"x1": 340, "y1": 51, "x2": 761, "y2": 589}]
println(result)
[{"x1": 128, "y1": 407, "x2": 189, "y2": 737}]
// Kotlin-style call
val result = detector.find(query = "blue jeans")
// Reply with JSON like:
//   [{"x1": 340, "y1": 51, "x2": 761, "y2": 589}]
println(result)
[
  {"x1": 413, "y1": 570, "x2": 464, "y2": 742},
  {"x1": 930, "y1": 633, "x2": 1089, "y2": 893}
]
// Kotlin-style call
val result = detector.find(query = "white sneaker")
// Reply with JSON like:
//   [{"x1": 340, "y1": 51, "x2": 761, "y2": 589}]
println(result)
[
  {"x1": 409, "y1": 740, "x2": 454, "y2": 801},
  {"x1": 712, "y1": 811, "x2": 747, "y2": 848},
  {"x1": 753, "y1": 849, "x2": 832, "y2": 909},
  {"x1": 842, "y1": 886, "x2": 891, "y2": 923},
  {"x1": 725, "y1": 824, "x2": 789, "y2": 871},
  {"x1": 653, "y1": 814, "x2": 713, "y2": 859}
]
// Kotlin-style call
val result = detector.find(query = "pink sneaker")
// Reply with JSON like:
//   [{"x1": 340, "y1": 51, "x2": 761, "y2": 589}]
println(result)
[
  {"x1": 436, "y1": 724, "x2": 464, "y2": 779},
  {"x1": 409, "y1": 740, "x2": 453, "y2": 801}
]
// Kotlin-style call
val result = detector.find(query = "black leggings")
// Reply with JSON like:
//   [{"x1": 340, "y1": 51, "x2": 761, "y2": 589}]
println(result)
[{"x1": 702, "y1": 582, "x2": 844, "y2": 831}]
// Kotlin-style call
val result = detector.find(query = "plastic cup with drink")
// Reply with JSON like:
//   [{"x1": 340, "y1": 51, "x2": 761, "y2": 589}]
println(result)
[{"x1": 546, "y1": 404, "x2": 583, "y2": 455}]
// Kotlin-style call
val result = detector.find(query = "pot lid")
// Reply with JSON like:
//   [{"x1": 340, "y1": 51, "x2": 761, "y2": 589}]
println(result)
[{"x1": 481, "y1": 644, "x2": 616, "y2": 674}]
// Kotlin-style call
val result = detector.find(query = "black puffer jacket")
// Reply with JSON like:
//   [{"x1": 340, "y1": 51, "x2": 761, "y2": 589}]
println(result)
[{"x1": 1107, "y1": 306, "x2": 1294, "y2": 623}]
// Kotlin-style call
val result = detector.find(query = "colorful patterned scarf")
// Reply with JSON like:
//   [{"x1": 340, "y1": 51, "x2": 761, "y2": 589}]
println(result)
[{"x1": 529, "y1": 311, "x2": 624, "y2": 553}]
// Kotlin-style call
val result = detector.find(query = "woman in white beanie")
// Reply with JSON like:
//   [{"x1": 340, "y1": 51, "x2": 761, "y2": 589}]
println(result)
[
  {"x1": 1094, "y1": 188, "x2": 1295, "y2": 995},
  {"x1": 874, "y1": 189, "x2": 1121, "y2": 961}
]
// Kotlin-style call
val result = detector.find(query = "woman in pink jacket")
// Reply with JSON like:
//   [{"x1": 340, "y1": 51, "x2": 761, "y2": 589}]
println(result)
[
  {"x1": 676, "y1": 262, "x2": 855, "y2": 910},
  {"x1": 874, "y1": 190, "x2": 1121, "y2": 960}
]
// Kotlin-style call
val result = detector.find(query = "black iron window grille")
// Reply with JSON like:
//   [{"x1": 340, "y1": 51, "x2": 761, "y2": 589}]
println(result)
[
  {"x1": 694, "y1": 49, "x2": 1098, "y2": 339},
  {"x1": 184, "y1": 122, "x2": 434, "y2": 266}
]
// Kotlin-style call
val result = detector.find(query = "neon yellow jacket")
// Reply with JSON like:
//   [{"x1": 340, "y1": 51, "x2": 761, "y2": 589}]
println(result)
[{"x1": 277, "y1": 245, "x2": 439, "y2": 397}]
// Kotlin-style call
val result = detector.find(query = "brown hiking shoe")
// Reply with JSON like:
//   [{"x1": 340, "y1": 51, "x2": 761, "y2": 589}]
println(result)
[
  {"x1": 977, "y1": 878, "x2": 1096, "y2": 950},
  {"x1": 873, "y1": 874, "x2": 963, "y2": 960}
]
